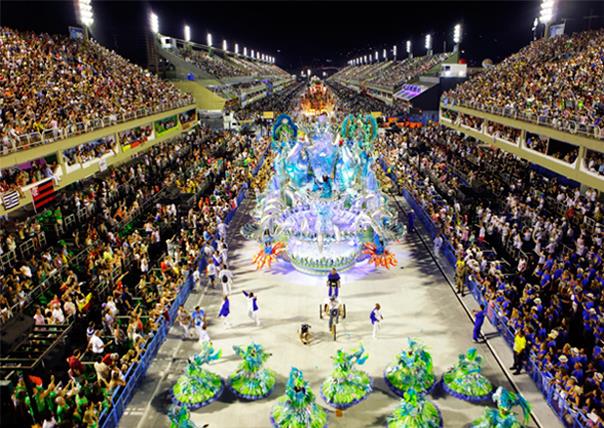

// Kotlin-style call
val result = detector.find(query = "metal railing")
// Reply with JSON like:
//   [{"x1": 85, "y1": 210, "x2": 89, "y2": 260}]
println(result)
[
  {"x1": 1, "y1": 99, "x2": 193, "y2": 156},
  {"x1": 441, "y1": 98, "x2": 604, "y2": 141},
  {"x1": 380, "y1": 157, "x2": 593, "y2": 428}
]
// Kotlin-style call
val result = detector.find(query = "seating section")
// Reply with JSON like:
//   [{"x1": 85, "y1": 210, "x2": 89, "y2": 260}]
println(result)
[
  {"x1": 378, "y1": 124, "x2": 604, "y2": 426},
  {"x1": 442, "y1": 29, "x2": 604, "y2": 134},
  {"x1": 3, "y1": 125, "x2": 270, "y2": 427},
  {"x1": 176, "y1": 47, "x2": 288, "y2": 79},
  {"x1": 330, "y1": 53, "x2": 450, "y2": 88},
  {"x1": 0, "y1": 27, "x2": 193, "y2": 153}
]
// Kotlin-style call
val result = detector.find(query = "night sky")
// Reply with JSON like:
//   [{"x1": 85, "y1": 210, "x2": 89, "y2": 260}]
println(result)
[{"x1": 2, "y1": 1, "x2": 604, "y2": 72}]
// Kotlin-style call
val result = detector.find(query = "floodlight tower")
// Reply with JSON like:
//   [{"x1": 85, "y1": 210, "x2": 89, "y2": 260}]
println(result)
[
  {"x1": 406, "y1": 40, "x2": 412, "y2": 59},
  {"x1": 425, "y1": 34, "x2": 432, "y2": 55},
  {"x1": 147, "y1": 12, "x2": 160, "y2": 75},
  {"x1": 453, "y1": 24, "x2": 462, "y2": 52},
  {"x1": 539, "y1": 0, "x2": 556, "y2": 38},
  {"x1": 76, "y1": 0, "x2": 94, "y2": 40},
  {"x1": 184, "y1": 25, "x2": 191, "y2": 43},
  {"x1": 235, "y1": 43, "x2": 239, "y2": 55},
  {"x1": 222, "y1": 39, "x2": 228, "y2": 53},
  {"x1": 383, "y1": 48, "x2": 387, "y2": 61},
  {"x1": 393, "y1": 44, "x2": 397, "y2": 61}
]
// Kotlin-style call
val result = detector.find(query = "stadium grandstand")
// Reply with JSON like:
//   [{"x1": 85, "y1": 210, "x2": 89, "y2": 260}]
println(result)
[{"x1": 1, "y1": 1, "x2": 604, "y2": 428}]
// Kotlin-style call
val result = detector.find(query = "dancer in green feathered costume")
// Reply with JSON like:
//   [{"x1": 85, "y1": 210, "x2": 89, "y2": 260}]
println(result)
[
  {"x1": 443, "y1": 348, "x2": 493, "y2": 402},
  {"x1": 168, "y1": 404, "x2": 198, "y2": 428},
  {"x1": 321, "y1": 344, "x2": 372, "y2": 409},
  {"x1": 270, "y1": 368, "x2": 328, "y2": 428},
  {"x1": 384, "y1": 338, "x2": 436, "y2": 396},
  {"x1": 171, "y1": 342, "x2": 223, "y2": 409},
  {"x1": 227, "y1": 343, "x2": 276, "y2": 400},
  {"x1": 472, "y1": 386, "x2": 531, "y2": 428},
  {"x1": 387, "y1": 388, "x2": 443, "y2": 428}
]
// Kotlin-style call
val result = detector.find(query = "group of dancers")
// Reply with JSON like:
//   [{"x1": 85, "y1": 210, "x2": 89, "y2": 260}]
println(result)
[{"x1": 170, "y1": 340, "x2": 531, "y2": 428}]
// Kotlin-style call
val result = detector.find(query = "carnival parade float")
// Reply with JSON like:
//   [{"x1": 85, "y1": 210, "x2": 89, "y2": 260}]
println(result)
[{"x1": 242, "y1": 111, "x2": 403, "y2": 274}]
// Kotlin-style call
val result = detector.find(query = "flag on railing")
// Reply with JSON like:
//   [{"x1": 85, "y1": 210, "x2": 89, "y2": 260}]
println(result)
[
  {"x1": 31, "y1": 181, "x2": 56, "y2": 209},
  {"x1": 1, "y1": 190, "x2": 20, "y2": 210}
]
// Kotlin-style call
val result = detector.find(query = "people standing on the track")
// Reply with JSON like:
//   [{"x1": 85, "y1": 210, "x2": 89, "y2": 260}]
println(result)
[
  {"x1": 473, "y1": 304, "x2": 486, "y2": 342},
  {"x1": 433, "y1": 233, "x2": 443, "y2": 255},
  {"x1": 242, "y1": 290, "x2": 261, "y2": 326},
  {"x1": 206, "y1": 260, "x2": 217, "y2": 288},
  {"x1": 511, "y1": 329, "x2": 528, "y2": 375},
  {"x1": 327, "y1": 268, "x2": 341, "y2": 298},
  {"x1": 217, "y1": 220, "x2": 227, "y2": 241},
  {"x1": 218, "y1": 296, "x2": 231, "y2": 328},
  {"x1": 198, "y1": 324, "x2": 210, "y2": 343},
  {"x1": 218, "y1": 264, "x2": 233, "y2": 296},
  {"x1": 407, "y1": 211, "x2": 415, "y2": 232},
  {"x1": 456, "y1": 258, "x2": 466, "y2": 296},
  {"x1": 192, "y1": 267, "x2": 201, "y2": 291},
  {"x1": 192, "y1": 306, "x2": 206, "y2": 340},
  {"x1": 177, "y1": 306, "x2": 192, "y2": 339},
  {"x1": 370, "y1": 303, "x2": 383, "y2": 339}
]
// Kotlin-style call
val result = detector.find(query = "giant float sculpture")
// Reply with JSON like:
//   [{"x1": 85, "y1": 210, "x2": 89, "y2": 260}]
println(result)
[{"x1": 242, "y1": 112, "x2": 403, "y2": 274}]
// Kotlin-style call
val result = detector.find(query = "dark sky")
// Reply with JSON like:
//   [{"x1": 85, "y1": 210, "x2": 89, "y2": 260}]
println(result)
[{"x1": 2, "y1": 1, "x2": 603, "y2": 72}]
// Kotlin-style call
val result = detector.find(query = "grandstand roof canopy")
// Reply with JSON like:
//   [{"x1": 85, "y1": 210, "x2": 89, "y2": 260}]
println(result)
[{"x1": 2, "y1": 0, "x2": 604, "y2": 70}]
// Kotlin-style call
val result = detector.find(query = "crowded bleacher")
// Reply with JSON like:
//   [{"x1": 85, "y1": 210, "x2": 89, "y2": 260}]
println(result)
[
  {"x1": 3, "y1": 4, "x2": 604, "y2": 427},
  {"x1": 0, "y1": 27, "x2": 193, "y2": 153},
  {"x1": 442, "y1": 29, "x2": 604, "y2": 137},
  {"x1": 378, "y1": 124, "x2": 604, "y2": 426}
]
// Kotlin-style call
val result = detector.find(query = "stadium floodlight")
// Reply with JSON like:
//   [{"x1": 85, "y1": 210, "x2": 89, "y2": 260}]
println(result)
[
  {"x1": 149, "y1": 12, "x2": 159, "y2": 34},
  {"x1": 207, "y1": 33, "x2": 213, "y2": 47},
  {"x1": 184, "y1": 25, "x2": 191, "y2": 42},
  {"x1": 307, "y1": 68, "x2": 311, "y2": 77},
  {"x1": 243, "y1": 47, "x2": 248, "y2": 57},
  {"x1": 540, "y1": 0, "x2": 555, "y2": 24},
  {"x1": 256, "y1": 51, "x2": 260, "y2": 60},
  {"x1": 222, "y1": 39, "x2": 227, "y2": 52},
  {"x1": 235, "y1": 43, "x2": 239, "y2": 55},
  {"x1": 78, "y1": 0, "x2": 94, "y2": 27},
  {"x1": 406, "y1": 40, "x2": 411, "y2": 53},
  {"x1": 453, "y1": 24, "x2": 462, "y2": 44},
  {"x1": 374, "y1": 50, "x2": 378, "y2": 61},
  {"x1": 251, "y1": 49, "x2": 255, "y2": 59},
  {"x1": 425, "y1": 34, "x2": 432, "y2": 51},
  {"x1": 383, "y1": 48, "x2": 387, "y2": 60},
  {"x1": 393, "y1": 45, "x2": 397, "y2": 59}
]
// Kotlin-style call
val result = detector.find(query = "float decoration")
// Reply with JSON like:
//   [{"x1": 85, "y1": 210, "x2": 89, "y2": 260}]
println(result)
[
  {"x1": 168, "y1": 404, "x2": 198, "y2": 428},
  {"x1": 244, "y1": 111, "x2": 403, "y2": 275},
  {"x1": 270, "y1": 367, "x2": 328, "y2": 428},
  {"x1": 227, "y1": 343, "x2": 276, "y2": 400},
  {"x1": 320, "y1": 344, "x2": 372, "y2": 409},
  {"x1": 384, "y1": 338, "x2": 436, "y2": 397}
]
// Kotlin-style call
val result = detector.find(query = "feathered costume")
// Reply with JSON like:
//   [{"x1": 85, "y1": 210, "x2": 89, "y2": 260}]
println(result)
[
  {"x1": 384, "y1": 338, "x2": 436, "y2": 397},
  {"x1": 270, "y1": 368, "x2": 328, "y2": 428},
  {"x1": 442, "y1": 348, "x2": 493, "y2": 403},
  {"x1": 321, "y1": 344, "x2": 372, "y2": 409},
  {"x1": 472, "y1": 386, "x2": 531, "y2": 427},
  {"x1": 171, "y1": 342, "x2": 223, "y2": 409},
  {"x1": 386, "y1": 388, "x2": 443, "y2": 428},
  {"x1": 227, "y1": 343, "x2": 276, "y2": 400}
]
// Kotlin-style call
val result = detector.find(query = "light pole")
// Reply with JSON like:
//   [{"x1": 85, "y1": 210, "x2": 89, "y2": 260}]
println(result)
[
  {"x1": 77, "y1": 0, "x2": 94, "y2": 40},
  {"x1": 425, "y1": 34, "x2": 432, "y2": 56},
  {"x1": 540, "y1": 0, "x2": 556, "y2": 38},
  {"x1": 184, "y1": 25, "x2": 191, "y2": 43},
  {"x1": 453, "y1": 24, "x2": 462, "y2": 52},
  {"x1": 406, "y1": 40, "x2": 412, "y2": 59},
  {"x1": 393, "y1": 44, "x2": 397, "y2": 61}
]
